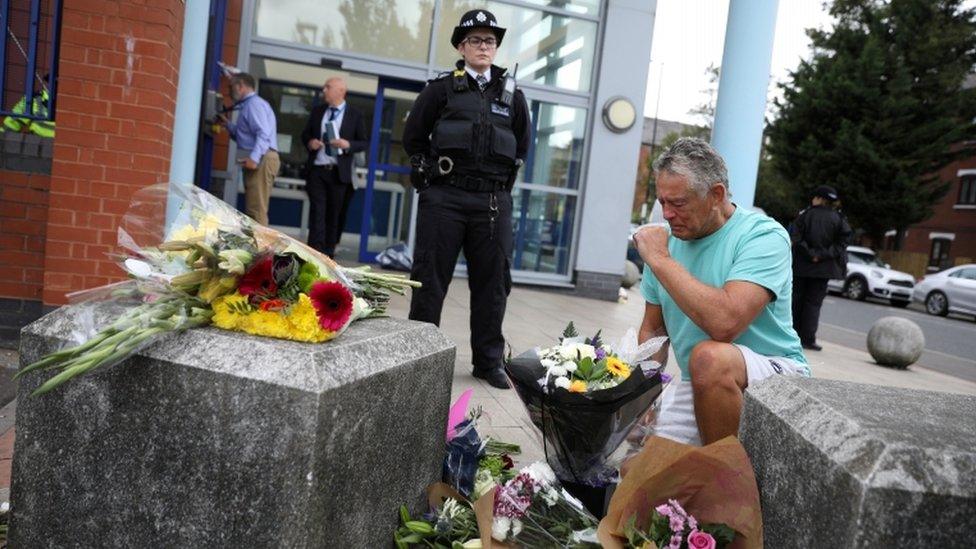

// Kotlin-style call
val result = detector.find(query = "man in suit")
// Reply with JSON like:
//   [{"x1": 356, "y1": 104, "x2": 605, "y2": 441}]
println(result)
[{"x1": 301, "y1": 77, "x2": 368, "y2": 257}]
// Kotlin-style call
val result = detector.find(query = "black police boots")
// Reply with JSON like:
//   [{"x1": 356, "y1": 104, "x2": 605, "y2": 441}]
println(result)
[{"x1": 473, "y1": 368, "x2": 510, "y2": 390}]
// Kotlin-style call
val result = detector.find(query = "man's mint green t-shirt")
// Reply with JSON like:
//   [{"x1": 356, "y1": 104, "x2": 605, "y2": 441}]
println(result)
[{"x1": 640, "y1": 206, "x2": 809, "y2": 381}]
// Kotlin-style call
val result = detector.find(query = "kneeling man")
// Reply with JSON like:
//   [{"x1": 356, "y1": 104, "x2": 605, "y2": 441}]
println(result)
[{"x1": 634, "y1": 138, "x2": 809, "y2": 446}]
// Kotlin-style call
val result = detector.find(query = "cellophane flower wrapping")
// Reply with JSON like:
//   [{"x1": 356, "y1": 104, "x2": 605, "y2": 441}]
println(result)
[
  {"x1": 483, "y1": 461, "x2": 601, "y2": 547},
  {"x1": 504, "y1": 326, "x2": 671, "y2": 490},
  {"x1": 18, "y1": 183, "x2": 397, "y2": 396}
]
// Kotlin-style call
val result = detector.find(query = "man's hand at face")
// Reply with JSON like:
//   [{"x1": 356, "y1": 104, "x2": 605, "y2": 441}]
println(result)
[{"x1": 634, "y1": 225, "x2": 671, "y2": 267}]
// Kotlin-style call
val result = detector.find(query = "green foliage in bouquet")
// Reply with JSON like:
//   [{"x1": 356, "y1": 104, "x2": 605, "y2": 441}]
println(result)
[{"x1": 394, "y1": 502, "x2": 479, "y2": 549}]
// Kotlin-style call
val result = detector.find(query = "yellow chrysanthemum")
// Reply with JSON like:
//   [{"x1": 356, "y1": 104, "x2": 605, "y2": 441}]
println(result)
[
  {"x1": 568, "y1": 380, "x2": 587, "y2": 393},
  {"x1": 605, "y1": 356, "x2": 631, "y2": 379},
  {"x1": 211, "y1": 293, "x2": 250, "y2": 330},
  {"x1": 211, "y1": 292, "x2": 338, "y2": 343}
]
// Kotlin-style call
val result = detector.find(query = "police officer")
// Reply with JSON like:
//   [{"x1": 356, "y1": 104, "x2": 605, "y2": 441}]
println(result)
[
  {"x1": 789, "y1": 185, "x2": 852, "y2": 351},
  {"x1": 403, "y1": 9, "x2": 530, "y2": 390}
]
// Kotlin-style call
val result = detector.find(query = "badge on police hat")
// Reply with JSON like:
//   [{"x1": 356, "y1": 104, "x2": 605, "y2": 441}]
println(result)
[{"x1": 451, "y1": 9, "x2": 507, "y2": 47}]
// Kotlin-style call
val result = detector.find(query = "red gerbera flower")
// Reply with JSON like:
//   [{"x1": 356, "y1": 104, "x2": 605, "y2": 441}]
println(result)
[
  {"x1": 238, "y1": 255, "x2": 277, "y2": 300},
  {"x1": 309, "y1": 281, "x2": 354, "y2": 332}
]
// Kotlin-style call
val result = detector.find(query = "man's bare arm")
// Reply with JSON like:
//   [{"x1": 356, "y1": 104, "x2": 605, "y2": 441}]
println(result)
[
  {"x1": 648, "y1": 256, "x2": 770, "y2": 342},
  {"x1": 634, "y1": 225, "x2": 771, "y2": 343},
  {"x1": 639, "y1": 302, "x2": 667, "y2": 344}
]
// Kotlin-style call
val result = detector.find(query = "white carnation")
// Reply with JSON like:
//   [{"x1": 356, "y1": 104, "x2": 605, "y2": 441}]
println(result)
[
  {"x1": 492, "y1": 516, "x2": 511, "y2": 541},
  {"x1": 511, "y1": 518, "x2": 523, "y2": 537},
  {"x1": 548, "y1": 365, "x2": 567, "y2": 377},
  {"x1": 562, "y1": 361, "x2": 578, "y2": 372},
  {"x1": 524, "y1": 461, "x2": 557, "y2": 486},
  {"x1": 553, "y1": 376, "x2": 571, "y2": 389}
]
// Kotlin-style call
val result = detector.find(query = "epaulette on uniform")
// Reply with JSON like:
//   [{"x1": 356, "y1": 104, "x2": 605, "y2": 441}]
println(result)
[{"x1": 428, "y1": 70, "x2": 452, "y2": 83}]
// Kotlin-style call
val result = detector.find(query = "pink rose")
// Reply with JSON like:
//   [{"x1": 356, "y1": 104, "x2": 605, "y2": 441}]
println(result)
[{"x1": 687, "y1": 530, "x2": 717, "y2": 549}]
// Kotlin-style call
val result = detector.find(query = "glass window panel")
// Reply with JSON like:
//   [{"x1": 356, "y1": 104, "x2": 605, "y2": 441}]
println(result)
[
  {"x1": 254, "y1": 0, "x2": 433, "y2": 64},
  {"x1": 522, "y1": 0, "x2": 601, "y2": 16},
  {"x1": 511, "y1": 189, "x2": 576, "y2": 275},
  {"x1": 524, "y1": 101, "x2": 586, "y2": 189},
  {"x1": 436, "y1": 1, "x2": 597, "y2": 92}
]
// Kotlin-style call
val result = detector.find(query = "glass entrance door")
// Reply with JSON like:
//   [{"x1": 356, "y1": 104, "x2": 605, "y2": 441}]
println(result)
[{"x1": 358, "y1": 77, "x2": 424, "y2": 263}]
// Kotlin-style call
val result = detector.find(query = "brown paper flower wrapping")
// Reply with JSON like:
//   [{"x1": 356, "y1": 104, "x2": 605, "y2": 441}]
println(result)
[{"x1": 599, "y1": 436, "x2": 763, "y2": 549}]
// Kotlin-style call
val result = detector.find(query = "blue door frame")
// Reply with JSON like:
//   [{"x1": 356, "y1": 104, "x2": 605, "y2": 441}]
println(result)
[{"x1": 358, "y1": 76, "x2": 424, "y2": 263}]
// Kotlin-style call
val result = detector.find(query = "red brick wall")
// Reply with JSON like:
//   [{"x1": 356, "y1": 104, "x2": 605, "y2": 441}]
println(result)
[
  {"x1": 899, "y1": 155, "x2": 976, "y2": 264},
  {"x1": 41, "y1": 0, "x2": 185, "y2": 304},
  {"x1": 0, "y1": 171, "x2": 49, "y2": 300}
]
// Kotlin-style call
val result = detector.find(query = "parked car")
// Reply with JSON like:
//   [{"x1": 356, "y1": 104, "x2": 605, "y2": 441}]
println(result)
[
  {"x1": 912, "y1": 264, "x2": 976, "y2": 319},
  {"x1": 827, "y1": 246, "x2": 915, "y2": 307}
]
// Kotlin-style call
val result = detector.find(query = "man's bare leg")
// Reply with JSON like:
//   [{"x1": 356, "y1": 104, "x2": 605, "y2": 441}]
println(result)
[{"x1": 688, "y1": 340, "x2": 749, "y2": 444}]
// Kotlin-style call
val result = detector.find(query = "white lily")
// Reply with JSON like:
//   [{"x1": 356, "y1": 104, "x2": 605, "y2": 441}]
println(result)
[{"x1": 217, "y1": 249, "x2": 252, "y2": 275}]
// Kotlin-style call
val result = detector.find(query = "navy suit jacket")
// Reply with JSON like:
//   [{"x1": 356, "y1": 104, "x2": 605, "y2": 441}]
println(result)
[{"x1": 301, "y1": 103, "x2": 368, "y2": 185}]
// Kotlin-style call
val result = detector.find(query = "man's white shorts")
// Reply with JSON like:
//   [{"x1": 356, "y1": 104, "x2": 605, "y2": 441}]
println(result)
[{"x1": 650, "y1": 344, "x2": 807, "y2": 447}]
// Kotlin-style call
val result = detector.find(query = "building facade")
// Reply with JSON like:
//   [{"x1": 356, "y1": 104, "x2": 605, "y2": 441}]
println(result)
[{"x1": 882, "y1": 154, "x2": 976, "y2": 274}]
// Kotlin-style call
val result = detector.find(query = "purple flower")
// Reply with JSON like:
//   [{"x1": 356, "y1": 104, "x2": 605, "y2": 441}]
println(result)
[
  {"x1": 668, "y1": 533, "x2": 683, "y2": 549},
  {"x1": 661, "y1": 372, "x2": 673, "y2": 383},
  {"x1": 656, "y1": 503, "x2": 672, "y2": 516},
  {"x1": 595, "y1": 348, "x2": 607, "y2": 360},
  {"x1": 669, "y1": 514, "x2": 685, "y2": 533}
]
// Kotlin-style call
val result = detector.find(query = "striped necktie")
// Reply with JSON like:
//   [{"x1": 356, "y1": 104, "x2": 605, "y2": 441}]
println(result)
[{"x1": 476, "y1": 74, "x2": 488, "y2": 91}]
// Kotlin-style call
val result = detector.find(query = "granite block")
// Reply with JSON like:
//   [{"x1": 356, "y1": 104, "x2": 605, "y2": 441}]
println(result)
[
  {"x1": 10, "y1": 305, "x2": 456, "y2": 547},
  {"x1": 740, "y1": 376, "x2": 976, "y2": 548}
]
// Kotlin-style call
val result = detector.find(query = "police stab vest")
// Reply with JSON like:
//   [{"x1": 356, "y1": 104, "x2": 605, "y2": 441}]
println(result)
[{"x1": 430, "y1": 70, "x2": 517, "y2": 181}]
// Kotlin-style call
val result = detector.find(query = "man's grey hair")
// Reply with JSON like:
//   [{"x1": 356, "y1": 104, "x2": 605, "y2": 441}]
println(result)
[{"x1": 652, "y1": 137, "x2": 729, "y2": 197}]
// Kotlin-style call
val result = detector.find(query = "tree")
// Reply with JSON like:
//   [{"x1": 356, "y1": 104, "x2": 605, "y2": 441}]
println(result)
[{"x1": 766, "y1": 0, "x2": 976, "y2": 245}]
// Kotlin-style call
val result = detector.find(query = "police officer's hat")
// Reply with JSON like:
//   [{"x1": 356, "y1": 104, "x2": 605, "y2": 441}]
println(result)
[
  {"x1": 450, "y1": 9, "x2": 506, "y2": 48},
  {"x1": 813, "y1": 185, "x2": 839, "y2": 201}
]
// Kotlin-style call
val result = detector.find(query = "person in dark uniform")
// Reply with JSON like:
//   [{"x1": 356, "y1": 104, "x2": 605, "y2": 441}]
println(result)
[
  {"x1": 403, "y1": 9, "x2": 531, "y2": 390},
  {"x1": 301, "y1": 77, "x2": 368, "y2": 257},
  {"x1": 789, "y1": 185, "x2": 852, "y2": 351}
]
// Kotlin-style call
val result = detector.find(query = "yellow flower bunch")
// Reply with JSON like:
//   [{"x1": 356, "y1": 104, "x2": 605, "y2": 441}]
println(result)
[
  {"x1": 167, "y1": 213, "x2": 228, "y2": 243},
  {"x1": 211, "y1": 292, "x2": 337, "y2": 343},
  {"x1": 605, "y1": 356, "x2": 631, "y2": 379}
]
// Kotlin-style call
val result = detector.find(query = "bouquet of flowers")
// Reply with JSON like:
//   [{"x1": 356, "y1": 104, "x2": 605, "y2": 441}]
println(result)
[
  {"x1": 17, "y1": 183, "x2": 418, "y2": 396},
  {"x1": 598, "y1": 436, "x2": 763, "y2": 549},
  {"x1": 620, "y1": 500, "x2": 735, "y2": 549},
  {"x1": 396, "y1": 393, "x2": 600, "y2": 548},
  {"x1": 504, "y1": 323, "x2": 670, "y2": 515},
  {"x1": 487, "y1": 461, "x2": 600, "y2": 547}
]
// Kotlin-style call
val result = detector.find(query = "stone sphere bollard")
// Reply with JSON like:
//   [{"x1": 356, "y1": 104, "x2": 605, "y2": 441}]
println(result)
[
  {"x1": 621, "y1": 260, "x2": 641, "y2": 289},
  {"x1": 867, "y1": 316, "x2": 925, "y2": 369}
]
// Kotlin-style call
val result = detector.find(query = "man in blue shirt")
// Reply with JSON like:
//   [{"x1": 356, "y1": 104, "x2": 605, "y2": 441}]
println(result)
[
  {"x1": 220, "y1": 73, "x2": 279, "y2": 226},
  {"x1": 633, "y1": 138, "x2": 809, "y2": 446}
]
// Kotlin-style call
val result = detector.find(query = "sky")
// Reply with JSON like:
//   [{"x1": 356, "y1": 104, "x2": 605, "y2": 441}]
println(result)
[{"x1": 643, "y1": 0, "x2": 835, "y2": 125}]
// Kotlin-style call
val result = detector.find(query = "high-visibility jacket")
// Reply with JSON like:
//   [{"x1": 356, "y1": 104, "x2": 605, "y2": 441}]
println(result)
[{"x1": 2, "y1": 89, "x2": 55, "y2": 137}]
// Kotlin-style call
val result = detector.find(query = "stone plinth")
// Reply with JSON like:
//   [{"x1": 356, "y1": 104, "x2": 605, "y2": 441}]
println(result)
[
  {"x1": 10, "y1": 305, "x2": 455, "y2": 547},
  {"x1": 740, "y1": 376, "x2": 976, "y2": 548}
]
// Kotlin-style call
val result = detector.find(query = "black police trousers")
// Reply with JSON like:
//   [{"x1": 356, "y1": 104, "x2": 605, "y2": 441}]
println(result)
[
  {"x1": 792, "y1": 276, "x2": 829, "y2": 346},
  {"x1": 409, "y1": 184, "x2": 513, "y2": 373}
]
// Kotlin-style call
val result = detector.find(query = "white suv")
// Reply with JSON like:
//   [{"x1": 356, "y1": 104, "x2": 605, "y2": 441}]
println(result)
[{"x1": 827, "y1": 246, "x2": 916, "y2": 307}]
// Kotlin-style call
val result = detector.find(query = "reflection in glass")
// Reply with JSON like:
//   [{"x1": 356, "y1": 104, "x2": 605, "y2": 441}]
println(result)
[
  {"x1": 521, "y1": 0, "x2": 600, "y2": 16},
  {"x1": 257, "y1": 81, "x2": 375, "y2": 181},
  {"x1": 362, "y1": 171, "x2": 413, "y2": 254},
  {"x1": 436, "y1": 1, "x2": 597, "y2": 92},
  {"x1": 525, "y1": 101, "x2": 586, "y2": 189},
  {"x1": 512, "y1": 190, "x2": 576, "y2": 275},
  {"x1": 255, "y1": 0, "x2": 434, "y2": 63}
]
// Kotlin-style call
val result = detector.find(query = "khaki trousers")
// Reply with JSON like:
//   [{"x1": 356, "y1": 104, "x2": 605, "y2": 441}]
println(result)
[{"x1": 243, "y1": 150, "x2": 280, "y2": 226}]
